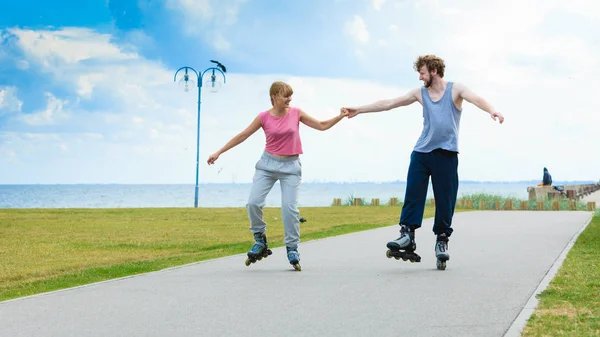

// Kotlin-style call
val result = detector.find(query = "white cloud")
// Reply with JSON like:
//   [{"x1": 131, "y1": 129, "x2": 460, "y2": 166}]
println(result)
[
  {"x1": 76, "y1": 73, "x2": 106, "y2": 98},
  {"x1": 558, "y1": 0, "x2": 600, "y2": 19},
  {"x1": 12, "y1": 28, "x2": 137, "y2": 65},
  {"x1": 168, "y1": 0, "x2": 212, "y2": 19},
  {"x1": 346, "y1": 15, "x2": 369, "y2": 44},
  {"x1": 0, "y1": 86, "x2": 23, "y2": 114},
  {"x1": 373, "y1": 0, "x2": 386, "y2": 10},
  {"x1": 21, "y1": 93, "x2": 69, "y2": 126},
  {"x1": 377, "y1": 39, "x2": 389, "y2": 47},
  {"x1": 165, "y1": 0, "x2": 248, "y2": 51},
  {"x1": 213, "y1": 32, "x2": 232, "y2": 52}
]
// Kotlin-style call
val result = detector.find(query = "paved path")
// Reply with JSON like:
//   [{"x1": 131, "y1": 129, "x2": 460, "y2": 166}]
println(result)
[{"x1": 0, "y1": 211, "x2": 593, "y2": 337}]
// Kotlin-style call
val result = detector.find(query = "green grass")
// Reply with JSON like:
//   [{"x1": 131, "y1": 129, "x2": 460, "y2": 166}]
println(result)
[
  {"x1": 457, "y1": 192, "x2": 591, "y2": 211},
  {"x1": 339, "y1": 193, "x2": 397, "y2": 206},
  {"x1": 0, "y1": 206, "x2": 435, "y2": 302},
  {"x1": 337, "y1": 192, "x2": 593, "y2": 211},
  {"x1": 521, "y1": 215, "x2": 600, "y2": 336}
]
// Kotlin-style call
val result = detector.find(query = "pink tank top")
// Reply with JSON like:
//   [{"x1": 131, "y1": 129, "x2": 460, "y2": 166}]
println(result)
[{"x1": 259, "y1": 107, "x2": 303, "y2": 156}]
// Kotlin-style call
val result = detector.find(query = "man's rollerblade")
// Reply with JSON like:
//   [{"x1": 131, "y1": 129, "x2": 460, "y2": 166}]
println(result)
[
  {"x1": 286, "y1": 246, "x2": 301, "y2": 271},
  {"x1": 245, "y1": 233, "x2": 272, "y2": 266},
  {"x1": 435, "y1": 233, "x2": 450, "y2": 270},
  {"x1": 386, "y1": 225, "x2": 421, "y2": 263}
]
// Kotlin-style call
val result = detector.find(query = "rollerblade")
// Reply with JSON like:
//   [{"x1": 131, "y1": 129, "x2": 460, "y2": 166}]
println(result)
[
  {"x1": 245, "y1": 233, "x2": 272, "y2": 266},
  {"x1": 386, "y1": 225, "x2": 421, "y2": 263},
  {"x1": 286, "y1": 246, "x2": 301, "y2": 271},
  {"x1": 435, "y1": 233, "x2": 450, "y2": 270}
]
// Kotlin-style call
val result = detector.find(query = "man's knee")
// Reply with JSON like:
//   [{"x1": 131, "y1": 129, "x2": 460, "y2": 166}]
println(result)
[
  {"x1": 246, "y1": 199, "x2": 264, "y2": 212},
  {"x1": 282, "y1": 201, "x2": 299, "y2": 216}
]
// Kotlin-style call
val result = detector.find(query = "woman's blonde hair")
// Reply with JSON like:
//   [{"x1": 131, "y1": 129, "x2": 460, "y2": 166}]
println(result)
[{"x1": 269, "y1": 81, "x2": 294, "y2": 105}]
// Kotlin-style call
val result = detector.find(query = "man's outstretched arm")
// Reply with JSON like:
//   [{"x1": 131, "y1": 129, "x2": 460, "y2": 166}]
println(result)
[
  {"x1": 455, "y1": 83, "x2": 504, "y2": 124},
  {"x1": 343, "y1": 88, "x2": 420, "y2": 118}
]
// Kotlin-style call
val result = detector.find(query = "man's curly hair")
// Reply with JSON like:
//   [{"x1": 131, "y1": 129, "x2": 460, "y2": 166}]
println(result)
[{"x1": 414, "y1": 55, "x2": 445, "y2": 78}]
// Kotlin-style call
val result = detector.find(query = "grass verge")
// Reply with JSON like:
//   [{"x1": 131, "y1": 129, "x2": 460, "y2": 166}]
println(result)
[{"x1": 521, "y1": 215, "x2": 600, "y2": 336}]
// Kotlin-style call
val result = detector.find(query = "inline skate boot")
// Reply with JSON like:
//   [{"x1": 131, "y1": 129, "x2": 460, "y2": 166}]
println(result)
[
  {"x1": 435, "y1": 233, "x2": 450, "y2": 270},
  {"x1": 245, "y1": 232, "x2": 272, "y2": 266},
  {"x1": 386, "y1": 224, "x2": 421, "y2": 263},
  {"x1": 286, "y1": 246, "x2": 301, "y2": 271}
]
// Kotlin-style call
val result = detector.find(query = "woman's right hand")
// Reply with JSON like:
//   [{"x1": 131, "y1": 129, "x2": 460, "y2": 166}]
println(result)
[{"x1": 207, "y1": 152, "x2": 220, "y2": 165}]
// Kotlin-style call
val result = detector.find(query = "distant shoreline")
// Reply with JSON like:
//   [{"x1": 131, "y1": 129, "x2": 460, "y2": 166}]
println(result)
[{"x1": 0, "y1": 180, "x2": 597, "y2": 186}]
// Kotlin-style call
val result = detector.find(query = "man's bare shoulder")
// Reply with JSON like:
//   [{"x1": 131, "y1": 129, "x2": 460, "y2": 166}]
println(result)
[
  {"x1": 409, "y1": 87, "x2": 422, "y2": 97},
  {"x1": 452, "y1": 82, "x2": 467, "y2": 91},
  {"x1": 451, "y1": 82, "x2": 470, "y2": 100}
]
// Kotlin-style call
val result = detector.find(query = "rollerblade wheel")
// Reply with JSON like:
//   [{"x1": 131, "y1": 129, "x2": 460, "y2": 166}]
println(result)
[
  {"x1": 245, "y1": 258, "x2": 251, "y2": 266},
  {"x1": 293, "y1": 263, "x2": 301, "y2": 271},
  {"x1": 386, "y1": 250, "x2": 392, "y2": 258},
  {"x1": 437, "y1": 259, "x2": 446, "y2": 270}
]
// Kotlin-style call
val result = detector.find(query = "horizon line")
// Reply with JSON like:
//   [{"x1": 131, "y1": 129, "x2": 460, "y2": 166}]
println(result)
[{"x1": 1, "y1": 180, "x2": 598, "y2": 186}]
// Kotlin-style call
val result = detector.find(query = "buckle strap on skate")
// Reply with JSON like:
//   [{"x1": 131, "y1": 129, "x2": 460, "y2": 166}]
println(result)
[
  {"x1": 436, "y1": 233, "x2": 449, "y2": 242},
  {"x1": 249, "y1": 242, "x2": 266, "y2": 254}
]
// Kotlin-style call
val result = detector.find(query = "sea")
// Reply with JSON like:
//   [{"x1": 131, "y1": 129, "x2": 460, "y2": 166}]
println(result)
[{"x1": 2, "y1": 181, "x2": 591, "y2": 209}]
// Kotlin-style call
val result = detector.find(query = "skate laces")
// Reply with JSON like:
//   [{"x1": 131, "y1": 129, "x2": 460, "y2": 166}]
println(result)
[
  {"x1": 287, "y1": 249, "x2": 299, "y2": 259},
  {"x1": 436, "y1": 241, "x2": 447, "y2": 253}
]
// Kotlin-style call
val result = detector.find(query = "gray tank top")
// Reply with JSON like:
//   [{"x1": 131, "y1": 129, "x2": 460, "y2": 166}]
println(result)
[{"x1": 413, "y1": 82, "x2": 462, "y2": 153}]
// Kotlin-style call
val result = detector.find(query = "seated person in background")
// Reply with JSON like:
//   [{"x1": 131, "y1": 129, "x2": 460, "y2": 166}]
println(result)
[
  {"x1": 543, "y1": 167, "x2": 552, "y2": 186},
  {"x1": 539, "y1": 167, "x2": 566, "y2": 195}
]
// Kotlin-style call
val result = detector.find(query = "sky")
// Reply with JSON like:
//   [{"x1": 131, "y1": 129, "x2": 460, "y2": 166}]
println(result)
[{"x1": 0, "y1": 0, "x2": 599, "y2": 184}]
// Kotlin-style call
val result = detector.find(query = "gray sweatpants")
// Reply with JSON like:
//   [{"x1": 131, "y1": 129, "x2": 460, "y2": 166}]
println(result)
[{"x1": 246, "y1": 151, "x2": 302, "y2": 249}]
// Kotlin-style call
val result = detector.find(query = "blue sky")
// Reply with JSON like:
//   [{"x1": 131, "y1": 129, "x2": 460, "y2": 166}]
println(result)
[{"x1": 1, "y1": 0, "x2": 599, "y2": 184}]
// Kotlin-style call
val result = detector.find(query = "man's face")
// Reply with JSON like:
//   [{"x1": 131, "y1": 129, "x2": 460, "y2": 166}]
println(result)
[{"x1": 419, "y1": 65, "x2": 433, "y2": 88}]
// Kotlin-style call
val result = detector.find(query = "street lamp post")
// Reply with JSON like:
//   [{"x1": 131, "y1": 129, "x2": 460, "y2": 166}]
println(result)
[{"x1": 174, "y1": 61, "x2": 227, "y2": 208}]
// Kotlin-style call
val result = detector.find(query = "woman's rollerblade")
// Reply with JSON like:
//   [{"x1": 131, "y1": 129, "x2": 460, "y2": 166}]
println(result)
[
  {"x1": 245, "y1": 233, "x2": 272, "y2": 266},
  {"x1": 386, "y1": 224, "x2": 421, "y2": 263},
  {"x1": 286, "y1": 246, "x2": 301, "y2": 271},
  {"x1": 435, "y1": 233, "x2": 449, "y2": 270}
]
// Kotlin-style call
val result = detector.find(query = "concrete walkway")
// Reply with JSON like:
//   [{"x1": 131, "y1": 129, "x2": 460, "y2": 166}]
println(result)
[{"x1": 0, "y1": 211, "x2": 593, "y2": 337}]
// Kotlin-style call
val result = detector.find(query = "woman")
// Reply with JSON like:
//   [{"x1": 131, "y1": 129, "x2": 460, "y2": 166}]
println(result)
[{"x1": 207, "y1": 81, "x2": 347, "y2": 271}]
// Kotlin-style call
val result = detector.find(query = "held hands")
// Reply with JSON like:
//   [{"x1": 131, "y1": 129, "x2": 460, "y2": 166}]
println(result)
[
  {"x1": 207, "y1": 152, "x2": 220, "y2": 165},
  {"x1": 339, "y1": 108, "x2": 350, "y2": 118},
  {"x1": 340, "y1": 107, "x2": 360, "y2": 118},
  {"x1": 490, "y1": 111, "x2": 504, "y2": 124}
]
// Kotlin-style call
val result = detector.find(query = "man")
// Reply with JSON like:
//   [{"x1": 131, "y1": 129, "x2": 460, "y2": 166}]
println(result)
[{"x1": 342, "y1": 55, "x2": 504, "y2": 270}]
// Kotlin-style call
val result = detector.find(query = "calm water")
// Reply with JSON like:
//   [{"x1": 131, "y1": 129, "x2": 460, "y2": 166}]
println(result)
[{"x1": 0, "y1": 182, "x2": 539, "y2": 208}]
